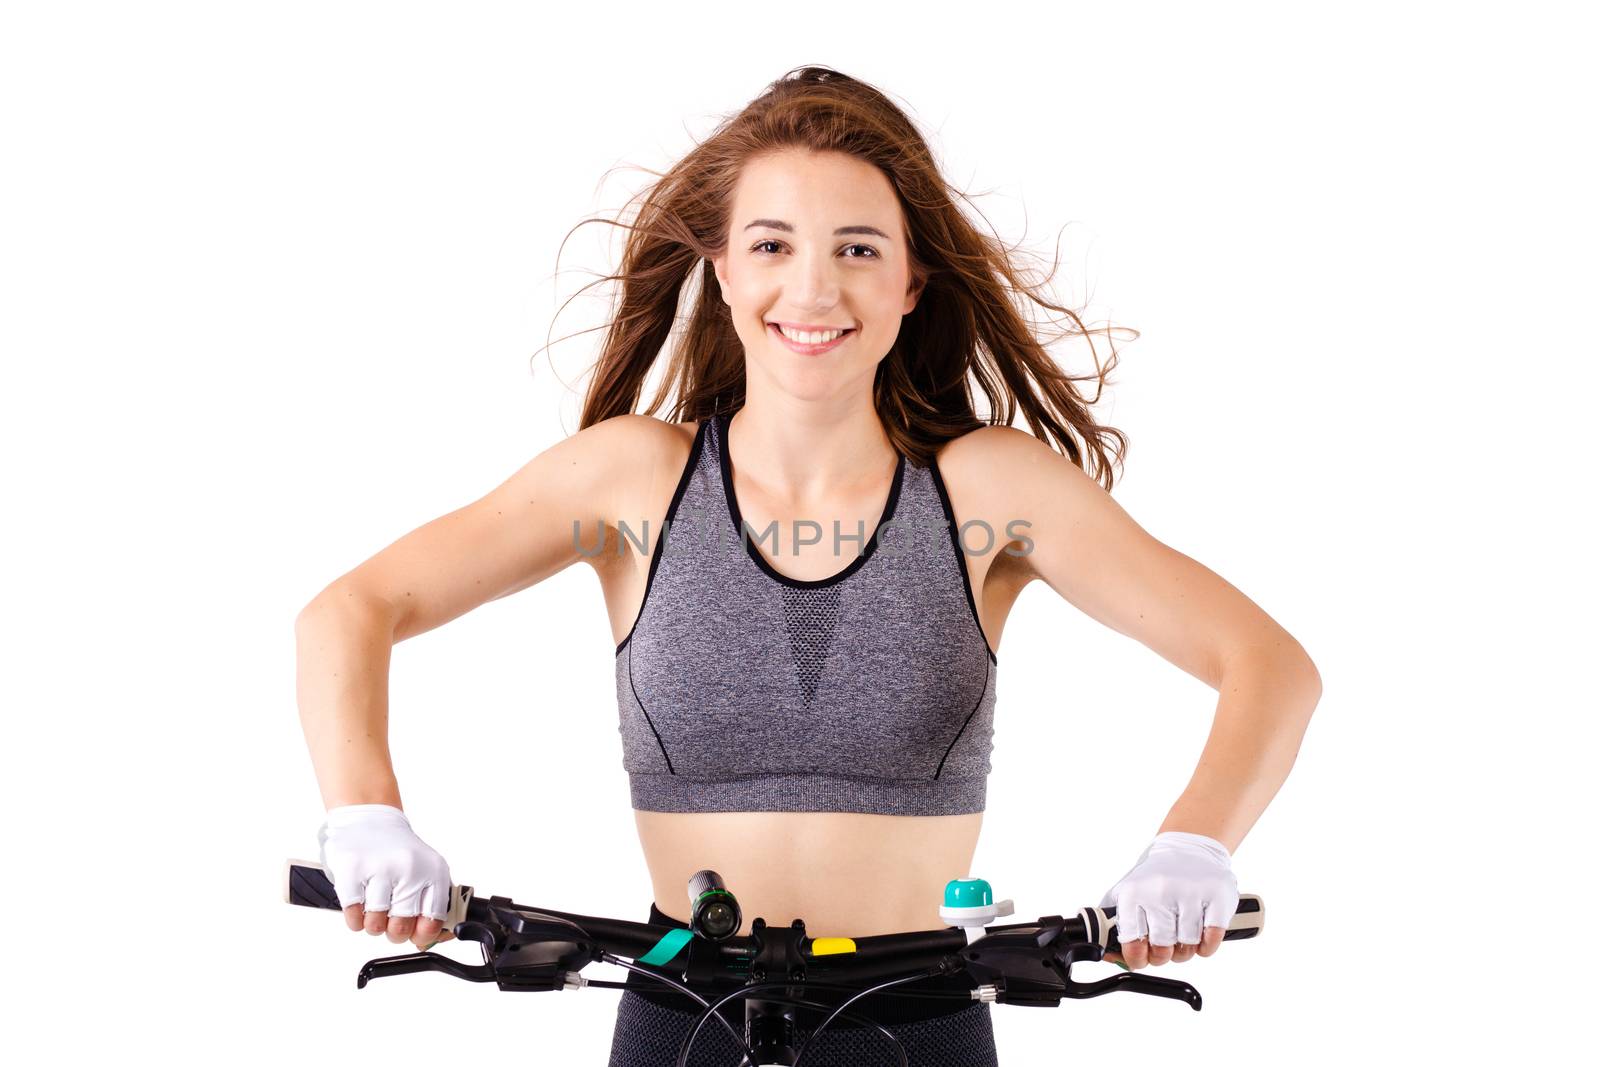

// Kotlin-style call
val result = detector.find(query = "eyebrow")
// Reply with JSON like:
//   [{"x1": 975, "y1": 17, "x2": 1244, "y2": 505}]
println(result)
[{"x1": 743, "y1": 218, "x2": 892, "y2": 240}]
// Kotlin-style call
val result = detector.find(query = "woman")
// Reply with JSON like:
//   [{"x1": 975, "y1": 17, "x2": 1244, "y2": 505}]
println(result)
[{"x1": 299, "y1": 67, "x2": 1321, "y2": 1065}]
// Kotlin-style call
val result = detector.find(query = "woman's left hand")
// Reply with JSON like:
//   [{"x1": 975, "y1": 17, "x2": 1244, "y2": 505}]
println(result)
[{"x1": 1099, "y1": 831, "x2": 1239, "y2": 969}]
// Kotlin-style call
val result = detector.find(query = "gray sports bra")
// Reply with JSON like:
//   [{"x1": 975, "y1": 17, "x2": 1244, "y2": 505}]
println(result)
[{"x1": 614, "y1": 410, "x2": 997, "y2": 816}]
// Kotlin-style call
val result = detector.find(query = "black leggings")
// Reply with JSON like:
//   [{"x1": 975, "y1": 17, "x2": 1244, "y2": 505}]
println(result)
[{"x1": 606, "y1": 902, "x2": 1000, "y2": 1067}]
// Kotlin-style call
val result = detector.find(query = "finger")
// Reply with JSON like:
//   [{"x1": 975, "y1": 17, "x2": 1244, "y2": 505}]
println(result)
[
  {"x1": 1114, "y1": 898, "x2": 1149, "y2": 945},
  {"x1": 1144, "y1": 903, "x2": 1177, "y2": 966},
  {"x1": 1115, "y1": 895, "x2": 1151, "y2": 970},
  {"x1": 364, "y1": 875, "x2": 395, "y2": 916},
  {"x1": 1146, "y1": 903, "x2": 1179, "y2": 956},
  {"x1": 417, "y1": 881, "x2": 444, "y2": 925},
  {"x1": 415, "y1": 881, "x2": 455, "y2": 946},
  {"x1": 362, "y1": 875, "x2": 394, "y2": 934},
  {"x1": 411, "y1": 916, "x2": 443, "y2": 949},
  {"x1": 334, "y1": 871, "x2": 369, "y2": 927},
  {"x1": 389, "y1": 880, "x2": 424, "y2": 921},
  {"x1": 1176, "y1": 898, "x2": 1204, "y2": 949},
  {"x1": 387, "y1": 914, "x2": 417, "y2": 944},
  {"x1": 1207, "y1": 888, "x2": 1241, "y2": 931},
  {"x1": 1196, "y1": 894, "x2": 1229, "y2": 957},
  {"x1": 1168, "y1": 899, "x2": 1200, "y2": 964}
]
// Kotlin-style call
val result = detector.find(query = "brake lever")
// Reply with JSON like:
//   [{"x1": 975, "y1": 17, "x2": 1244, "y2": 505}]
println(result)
[
  {"x1": 1054, "y1": 940, "x2": 1201, "y2": 1010},
  {"x1": 356, "y1": 950, "x2": 495, "y2": 988},
  {"x1": 959, "y1": 919, "x2": 1202, "y2": 1011},
  {"x1": 356, "y1": 897, "x2": 598, "y2": 992}
]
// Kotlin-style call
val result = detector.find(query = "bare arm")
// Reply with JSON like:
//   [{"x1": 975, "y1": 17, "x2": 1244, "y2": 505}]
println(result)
[
  {"x1": 296, "y1": 594, "x2": 405, "y2": 810},
  {"x1": 966, "y1": 426, "x2": 1323, "y2": 853},
  {"x1": 294, "y1": 413, "x2": 661, "y2": 812}
]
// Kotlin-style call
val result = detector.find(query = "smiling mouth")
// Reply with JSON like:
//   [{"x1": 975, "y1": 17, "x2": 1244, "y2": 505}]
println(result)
[{"x1": 767, "y1": 323, "x2": 855, "y2": 353}]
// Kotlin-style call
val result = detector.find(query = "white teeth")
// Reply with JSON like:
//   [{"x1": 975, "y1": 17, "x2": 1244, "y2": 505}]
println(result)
[{"x1": 775, "y1": 325, "x2": 847, "y2": 345}]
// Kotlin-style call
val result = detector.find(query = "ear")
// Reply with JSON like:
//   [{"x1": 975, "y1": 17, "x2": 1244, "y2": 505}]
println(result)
[
  {"x1": 711, "y1": 253, "x2": 730, "y2": 306},
  {"x1": 902, "y1": 271, "x2": 925, "y2": 317}
]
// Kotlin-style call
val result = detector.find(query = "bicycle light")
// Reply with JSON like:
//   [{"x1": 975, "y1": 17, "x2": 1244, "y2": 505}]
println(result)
[{"x1": 687, "y1": 869, "x2": 742, "y2": 941}]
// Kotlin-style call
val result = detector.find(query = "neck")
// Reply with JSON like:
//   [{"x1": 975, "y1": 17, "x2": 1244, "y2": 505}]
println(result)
[{"x1": 725, "y1": 398, "x2": 896, "y2": 506}]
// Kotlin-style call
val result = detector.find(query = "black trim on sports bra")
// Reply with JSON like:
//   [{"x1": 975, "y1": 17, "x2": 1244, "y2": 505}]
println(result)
[
  {"x1": 935, "y1": 655, "x2": 994, "y2": 777},
  {"x1": 928, "y1": 448, "x2": 1000, "y2": 664},
  {"x1": 716, "y1": 409, "x2": 905, "y2": 591},
  {"x1": 615, "y1": 418, "x2": 709, "y2": 656}
]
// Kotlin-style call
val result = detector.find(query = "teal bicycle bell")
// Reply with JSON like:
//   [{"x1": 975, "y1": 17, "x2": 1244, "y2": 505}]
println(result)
[{"x1": 940, "y1": 877, "x2": 1015, "y2": 944}]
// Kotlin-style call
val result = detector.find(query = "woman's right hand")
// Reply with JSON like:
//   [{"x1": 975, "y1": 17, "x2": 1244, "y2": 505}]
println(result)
[{"x1": 317, "y1": 804, "x2": 457, "y2": 950}]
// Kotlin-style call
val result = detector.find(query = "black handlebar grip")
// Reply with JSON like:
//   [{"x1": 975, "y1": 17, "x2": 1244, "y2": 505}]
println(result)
[
  {"x1": 1223, "y1": 894, "x2": 1265, "y2": 942},
  {"x1": 284, "y1": 859, "x2": 341, "y2": 910},
  {"x1": 1101, "y1": 893, "x2": 1265, "y2": 953},
  {"x1": 282, "y1": 858, "x2": 474, "y2": 930}
]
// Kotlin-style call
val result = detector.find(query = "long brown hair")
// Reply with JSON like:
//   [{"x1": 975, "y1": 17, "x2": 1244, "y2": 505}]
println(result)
[{"x1": 552, "y1": 66, "x2": 1133, "y2": 489}]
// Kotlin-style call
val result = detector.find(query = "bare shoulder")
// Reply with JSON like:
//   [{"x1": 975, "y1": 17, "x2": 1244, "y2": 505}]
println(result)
[
  {"x1": 603, "y1": 411, "x2": 699, "y2": 492},
  {"x1": 935, "y1": 422, "x2": 1082, "y2": 477},
  {"x1": 934, "y1": 423, "x2": 1036, "y2": 472},
  {"x1": 934, "y1": 421, "x2": 1076, "y2": 505},
  {"x1": 626, "y1": 411, "x2": 700, "y2": 454},
  {"x1": 491, "y1": 413, "x2": 696, "y2": 564},
  {"x1": 578, "y1": 413, "x2": 700, "y2": 559},
  {"x1": 564, "y1": 409, "x2": 693, "y2": 467},
  {"x1": 934, "y1": 423, "x2": 1106, "y2": 573}
]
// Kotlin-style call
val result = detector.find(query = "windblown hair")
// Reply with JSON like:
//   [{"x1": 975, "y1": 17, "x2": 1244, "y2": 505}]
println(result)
[{"x1": 551, "y1": 66, "x2": 1133, "y2": 489}]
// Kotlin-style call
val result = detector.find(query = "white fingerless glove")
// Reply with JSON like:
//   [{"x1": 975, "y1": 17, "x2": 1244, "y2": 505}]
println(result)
[
  {"x1": 1100, "y1": 831, "x2": 1239, "y2": 946},
  {"x1": 316, "y1": 804, "x2": 452, "y2": 920}
]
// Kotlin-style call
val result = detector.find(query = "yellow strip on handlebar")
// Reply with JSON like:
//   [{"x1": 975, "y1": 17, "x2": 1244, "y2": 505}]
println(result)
[{"x1": 808, "y1": 937, "x2": 857, "y2": 956}]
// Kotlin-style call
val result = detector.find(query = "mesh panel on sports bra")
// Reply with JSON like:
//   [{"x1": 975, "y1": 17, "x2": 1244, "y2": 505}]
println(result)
[{"x1": 782, "y1": 584, "x2": 843, "y2": 702}]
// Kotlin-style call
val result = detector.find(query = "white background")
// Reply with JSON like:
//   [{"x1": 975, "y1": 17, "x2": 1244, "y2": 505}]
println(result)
[{"x1": 4, "y1": 1, "x2": 1593, "y2": 1062}]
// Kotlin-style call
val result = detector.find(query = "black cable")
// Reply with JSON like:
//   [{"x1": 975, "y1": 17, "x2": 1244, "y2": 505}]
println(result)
[
  {"x1": 791, "y1": 967, "x2": 948, "y2": 1067},
  {"x1": 589, "y1": 975, "x2": 972, "y2": 1002},
  {"x1": 673, "y1": 981, "x2": 812, "y2": 1067},
  {"x1": 595, "y1": 975, "x2": 908, "y2": 1065},
  {"x1": 782, "y1": 997, "x2": 907, "y2": 1067},
  {"x1": 592, "y1": 971, "x2": 969, "y2": 1064},
  {"x1": 669, "y1": 979, "x2": 954, "y2": 1067},
  {"x1": 598, "y1": 951, "x2": 756, "y2": 1065},
  {"x1": 779, "y1": 980, "x2": 974, "y2": 1003}
]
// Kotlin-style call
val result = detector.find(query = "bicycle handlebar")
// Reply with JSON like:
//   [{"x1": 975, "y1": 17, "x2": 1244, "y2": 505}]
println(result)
[{"x1": 283, "y1": 858, "x2": 1263, "y2": 1011}]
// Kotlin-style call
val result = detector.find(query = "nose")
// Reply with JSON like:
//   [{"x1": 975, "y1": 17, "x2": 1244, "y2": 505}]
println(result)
[{"x1": 785, "y1": 246, "x2": 842, "y2": 312}]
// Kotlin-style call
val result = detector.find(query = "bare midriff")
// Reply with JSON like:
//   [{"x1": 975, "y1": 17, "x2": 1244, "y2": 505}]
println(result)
[{"x1": 632, "y1": 808, "x2": 984, "y2": 939}]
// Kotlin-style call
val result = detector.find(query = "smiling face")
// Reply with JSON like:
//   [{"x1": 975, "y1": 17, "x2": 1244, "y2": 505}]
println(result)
[{"x1": 712, "y1": 148, "x2": 923, "y2": 403}]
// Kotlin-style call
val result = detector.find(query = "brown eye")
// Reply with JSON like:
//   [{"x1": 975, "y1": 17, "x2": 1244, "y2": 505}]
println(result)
[{"x1": 749, "y1": 240, "x2": 880, "y2": 259}]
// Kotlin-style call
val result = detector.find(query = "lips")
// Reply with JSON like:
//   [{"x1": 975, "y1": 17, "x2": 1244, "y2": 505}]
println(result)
[{"x1": 768, "y1": 322, "x2": 854, "y2": 355}]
